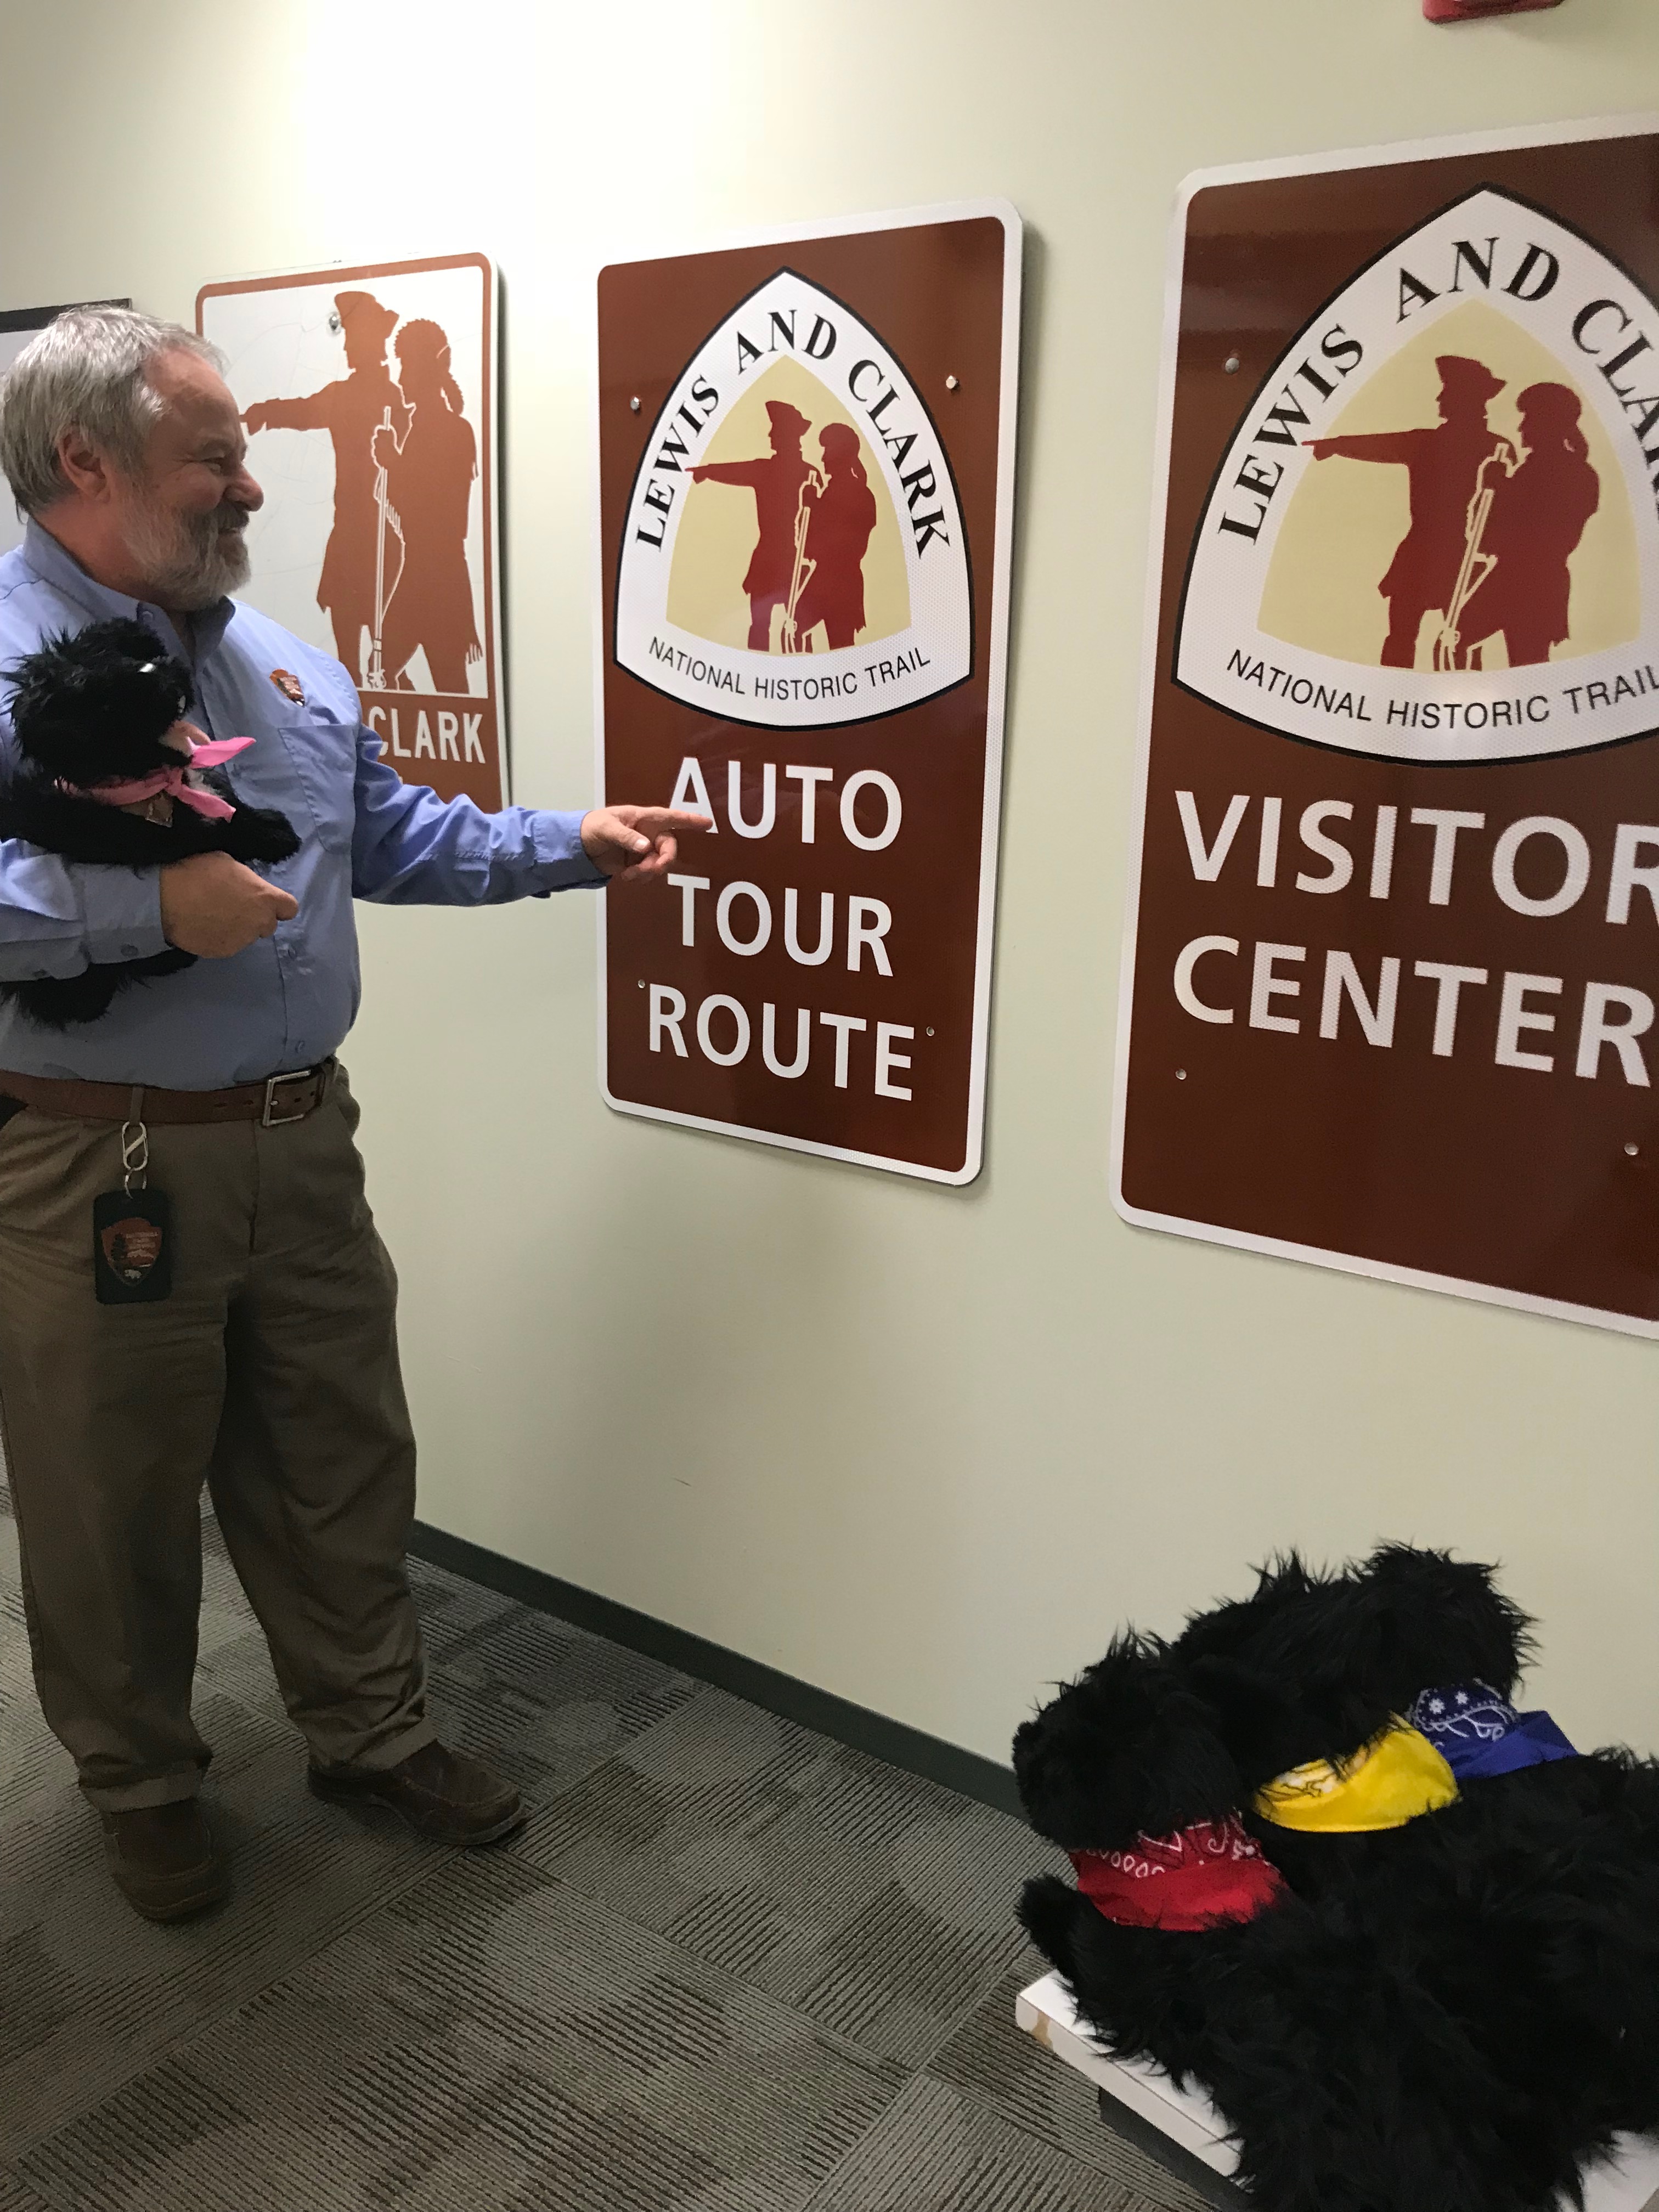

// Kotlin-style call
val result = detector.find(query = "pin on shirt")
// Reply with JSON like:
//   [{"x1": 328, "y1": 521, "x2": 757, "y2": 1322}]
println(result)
[{"x1": 269, "y1": 669, "x2": 305, "y2": 707}]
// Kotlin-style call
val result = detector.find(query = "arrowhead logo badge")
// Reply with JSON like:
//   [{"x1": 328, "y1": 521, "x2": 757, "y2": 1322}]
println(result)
[
  {"x1": 100, "y1": 1215, "x2": 163, "y2": 1285},
  {"x1": 613, "y1": 269, "x2": 972, "y2": 729},
  {"x1": 1176, "y1": 187, "x2": 1659, "y2": 763}
]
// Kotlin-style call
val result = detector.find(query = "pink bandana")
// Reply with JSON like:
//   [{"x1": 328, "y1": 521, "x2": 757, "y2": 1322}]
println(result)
[
  {"x1": 60, "y1": 727, "x2": 255, "y2": 823},
  {"x1": 1070, "y1": 1814, "x2": 1288, "y2": 1932}
]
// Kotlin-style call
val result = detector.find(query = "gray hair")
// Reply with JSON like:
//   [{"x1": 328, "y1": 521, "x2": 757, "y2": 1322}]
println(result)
[{"x1": 0, "y1": 306, "x2": 224, "y2": 518}]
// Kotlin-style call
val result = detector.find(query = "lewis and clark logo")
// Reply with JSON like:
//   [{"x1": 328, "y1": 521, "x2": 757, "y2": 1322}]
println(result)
[
  {"x1": 613, "y1": 271, "x2": 971, "y2": 729},
  {"x1": 1178, "y1": 188, "x2": 1659, "y2": 764}
]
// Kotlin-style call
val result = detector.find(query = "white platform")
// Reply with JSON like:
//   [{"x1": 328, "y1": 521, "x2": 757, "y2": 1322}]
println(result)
[{"x1": 1017, "y1": 1971, "x2": 1659, "y2": 2210}]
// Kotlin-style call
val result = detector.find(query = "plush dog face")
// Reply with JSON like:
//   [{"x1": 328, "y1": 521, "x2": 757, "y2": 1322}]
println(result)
[
  {"x1": 1174, "y1": 1545, "x2": 1533, "y2": 1786},
  {"x1": 5, "y1": 618, "x2": 195, "y2": 790},
  {"x1": 1013, "y1": 1632, "x2": 1246, "y2": 1852}
]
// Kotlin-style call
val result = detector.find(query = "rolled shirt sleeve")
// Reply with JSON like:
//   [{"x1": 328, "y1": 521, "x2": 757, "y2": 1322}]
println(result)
[
  {"x1": 0, "y1": 845, "x2": 167, "y2": 982},
  {"x1": 351, "y1": 722, "x2": 605, "y2": 905}
]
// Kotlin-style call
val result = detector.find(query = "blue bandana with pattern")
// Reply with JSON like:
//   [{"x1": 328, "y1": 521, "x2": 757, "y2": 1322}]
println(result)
[{"x1": 1408, "y1": 1682, "x2": 1577, "y2": 1781}]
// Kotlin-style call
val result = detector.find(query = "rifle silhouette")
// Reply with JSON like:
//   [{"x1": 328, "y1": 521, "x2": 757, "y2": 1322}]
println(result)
[
  {"x1": 366, "y1": 405, "x2": 394, "y2": 690},
  {"x1": 1434, "y1": 439, "x2": 1516, "y2": 673},
  {"x1": 781, "y1": 467, "x2": 826, "y2": 656}
]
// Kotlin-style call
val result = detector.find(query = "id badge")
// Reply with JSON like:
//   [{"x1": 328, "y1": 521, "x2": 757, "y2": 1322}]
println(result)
[
  {"x1": 93, "y1": 1116, "x2": 172, "y2": 1304},
  {"x1": 93, "y1": 1188, "x2": 173, "y2": 1303}
]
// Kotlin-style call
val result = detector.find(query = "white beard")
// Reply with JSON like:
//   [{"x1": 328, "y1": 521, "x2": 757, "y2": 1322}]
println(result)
[{"x1": 123, "y1": 495, "x2": 252, "y2": 612}]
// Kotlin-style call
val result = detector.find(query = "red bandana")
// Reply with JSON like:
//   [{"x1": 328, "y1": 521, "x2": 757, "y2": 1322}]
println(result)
[{"x1": 1070, "y1": 1815, "x2": 1288, "y2": 1932}]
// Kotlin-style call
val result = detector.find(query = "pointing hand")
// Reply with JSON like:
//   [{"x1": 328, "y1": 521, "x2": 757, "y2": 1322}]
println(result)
[{"x1": 580, "y1": 805, "x2": 713, "y2": 882}]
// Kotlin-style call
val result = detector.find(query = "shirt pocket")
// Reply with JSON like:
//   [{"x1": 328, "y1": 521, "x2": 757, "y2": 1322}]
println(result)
[{"x1": 273, "y1": 715, "x2": 356, "y2": 855}]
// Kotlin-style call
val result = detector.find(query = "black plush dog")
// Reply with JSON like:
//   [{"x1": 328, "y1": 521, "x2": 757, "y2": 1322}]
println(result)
[
  {"x1": 1016, "y1": 1547, "x2": 1659, "y2": 2209},
  {"x1": 1171, "y1": 1547, "x2": 1659, "y2": 2153},
  {"x1": 1014, "y1": 1638, "x2": 1578, "y2": 2210},
  {"x1": 0, "y1": 618, "x2": 298, "y2": 1026}
]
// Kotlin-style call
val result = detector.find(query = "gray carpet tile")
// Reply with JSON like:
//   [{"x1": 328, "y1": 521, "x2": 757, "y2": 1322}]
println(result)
[
  {"x1": 190, "y1": 1542, "x2": 697, "y2": 1804},
  {"x1": 0, "y1": 1528, "x2": 63, "y2": 1809},
  {"x1": 19, "y1": 1853, "x2": 907, "y2": 2212},
  {"x1": 0, "y1": 1699, "x2": 444, "y2": 2155},
  {"x1": 0, "y1": 1630, "x2": 703, "y2": 2159},
  {"x1": 0, "y1": 2172, "x2": 55, "y2": 2212},
  {"x1": 0, "y1": 1473, "x2": 1187, "y2": 2211},
  {"x1": 930, "y1": 1953, "x2": 1221, "y2": 2211},
  {"x1": 512, "y1": 1681, "x2": 1067, "y2": 2064},
  {"x1": 808, "y1": 2071, "x2": 1151, "y2": 2211},
  {"x1": 408, "y1": 1556, "x2": 701, "y2": 1802}
]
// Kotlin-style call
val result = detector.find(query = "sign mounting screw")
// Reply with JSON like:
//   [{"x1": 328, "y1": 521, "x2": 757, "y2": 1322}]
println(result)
[
  {"x1": 1626, "y1": 1142, "x2": 1640, "y2": 1156},
  {"x1": 629, "y1": 396, "x2": 641, "y2": 413},
  {"x1": 1176, "y1": 1068, "x2": 1187, "y2": 1080},
  {"x1": 1224, "y1": 356, "x2": 1241, "y2": 375},
  {"x1": 945, "y1": 375, "x2": 959, "y2": 391}
]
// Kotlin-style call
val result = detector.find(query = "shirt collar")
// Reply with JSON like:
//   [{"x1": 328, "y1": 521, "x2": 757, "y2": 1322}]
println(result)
[{"x1": 21, "y1": 519, "x2": 236, "y2": 663}]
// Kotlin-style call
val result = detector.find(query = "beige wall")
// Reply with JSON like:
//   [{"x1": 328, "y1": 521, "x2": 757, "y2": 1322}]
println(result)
[{"x1": 3, "y1": 0, "x2": 1658, "y2": 1762}]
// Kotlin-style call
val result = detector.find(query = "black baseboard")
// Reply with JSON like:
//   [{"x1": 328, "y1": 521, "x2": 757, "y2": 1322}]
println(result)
[{"x1": 408, "y1": 1520, "x2": 1025, "y2": 1821}]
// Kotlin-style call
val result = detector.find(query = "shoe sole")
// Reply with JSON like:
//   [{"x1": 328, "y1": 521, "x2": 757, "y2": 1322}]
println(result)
[
  {"x1": 106, "y1": 1858, "x2": 231, "y2": 1924},
  {"x1": 306, "y1": 1768, "x2": 529, "y2": 1847}
]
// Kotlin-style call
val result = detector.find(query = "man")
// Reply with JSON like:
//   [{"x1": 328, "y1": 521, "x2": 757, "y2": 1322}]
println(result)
[
  {"x1": 690, "y1": 399, "x2": 817, "y2": 650},
  {"x1": 1306, "y1": 354, "x2": 1508, "y2": 669},
  {"x1": 0, "y1": 306, "x2": 707, "y2": 1922},
  {"x1": 242, "y1": 290, "x2": 409, "y2": 679}
]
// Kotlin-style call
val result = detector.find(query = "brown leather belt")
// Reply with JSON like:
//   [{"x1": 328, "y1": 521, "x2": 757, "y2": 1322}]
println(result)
[{"x1": 0, "y1": 1060, "x2": 335, "y2": 1127}]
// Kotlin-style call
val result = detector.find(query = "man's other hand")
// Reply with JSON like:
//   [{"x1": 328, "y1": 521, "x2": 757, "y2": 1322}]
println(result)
[
  {"x1": 581, "y1": 805, "x2": 713, "y2": 883},
  {"x1": 160, "y1": 852, "x2": 298, "y2": 957}
]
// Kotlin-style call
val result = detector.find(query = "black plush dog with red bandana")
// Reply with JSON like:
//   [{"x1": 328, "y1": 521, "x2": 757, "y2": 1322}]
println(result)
[{"x1": 1016, "y1": 1545, "x2": 1659, "y2": 2210}]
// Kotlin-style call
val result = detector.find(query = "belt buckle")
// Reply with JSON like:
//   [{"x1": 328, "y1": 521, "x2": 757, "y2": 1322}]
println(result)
[{"x1": 262, "y1": 1069, "x2": 318, "y2": 1128}]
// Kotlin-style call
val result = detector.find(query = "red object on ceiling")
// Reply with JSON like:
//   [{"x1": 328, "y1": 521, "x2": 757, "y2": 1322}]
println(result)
[{"x1": 1424, "y1": 0, "x2": 1562, "y2": 18}]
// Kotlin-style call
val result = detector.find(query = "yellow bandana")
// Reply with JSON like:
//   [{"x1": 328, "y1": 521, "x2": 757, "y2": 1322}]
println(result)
[{"x1": 1254, "y1": 1722, "x2": 1458, "y2": 1833}]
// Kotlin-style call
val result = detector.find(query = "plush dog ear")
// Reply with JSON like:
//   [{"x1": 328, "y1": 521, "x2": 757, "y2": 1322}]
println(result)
[
  {"x1": 1013, "y1": 1630, "x2": 1245, "y2": 1852},
  {"x1": 6, "y1": 619, "x2": 194, "y2": 787},
  {"x1": 1344, "y1": 1542, "x2": 1533, "y2": 1706},
  {"x1": 1173, "y1": 1552, "x2": 1398, "y2": 1782},
  {"x1": 1172, "y1": 1544, "x2": 1535, "y2": 1785}
]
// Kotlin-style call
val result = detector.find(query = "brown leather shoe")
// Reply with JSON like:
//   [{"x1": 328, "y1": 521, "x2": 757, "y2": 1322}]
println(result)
[
  {"x1": 100, "y1": 1800, "x2": 229, "y2": 1923},
  {"x1": 307, "y1": 1739, "x2": 527, "y2": 1846}
]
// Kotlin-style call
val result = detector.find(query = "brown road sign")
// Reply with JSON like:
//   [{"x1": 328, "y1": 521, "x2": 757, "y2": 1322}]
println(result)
[
  {"x1": 200, "y1": 254, "x2": 505, "y2": 810},
  {"x1": 596, "y1": 204, "x2": 1021, "y2": 1183},
  {"x1": 1115, "y1": 119, "x2": 1659, "y2": 1337}
]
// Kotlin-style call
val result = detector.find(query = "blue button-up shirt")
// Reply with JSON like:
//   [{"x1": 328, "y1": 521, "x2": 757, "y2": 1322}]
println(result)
[{"x1": 0, "y1": 522, "x2": 601, "y2": 1086}]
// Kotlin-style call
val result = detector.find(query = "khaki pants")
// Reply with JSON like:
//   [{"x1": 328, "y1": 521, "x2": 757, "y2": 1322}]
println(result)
[{"x1": 0, "y1": 1069, "x2": 433, "y2": 1812}]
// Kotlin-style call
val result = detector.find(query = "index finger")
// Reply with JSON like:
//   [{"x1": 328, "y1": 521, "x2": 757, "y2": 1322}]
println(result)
[{"x1": 634, "y1": 808, "x2": 712, "y2": 836}]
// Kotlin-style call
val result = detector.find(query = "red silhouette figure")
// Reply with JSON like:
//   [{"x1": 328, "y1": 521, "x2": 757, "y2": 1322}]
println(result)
[
  {"x1": 1452, "y1": 384, "x2": 1601, "y2": 668},
  {"x1": 690, "y1": 401, "x2": 816, "y2": 651},
  {"x1": 243, "y1": 290, "x2": 410, "y2": 679},
  {"x1": 791, "y1": 424, "x2": 878, "y2": 651},
  {"x1": 369, "y1": 320, "x2": 481, "y2": 695},
  {"x1": 1307, "y1": 354, "x2": 1508, "y2": 669}
]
